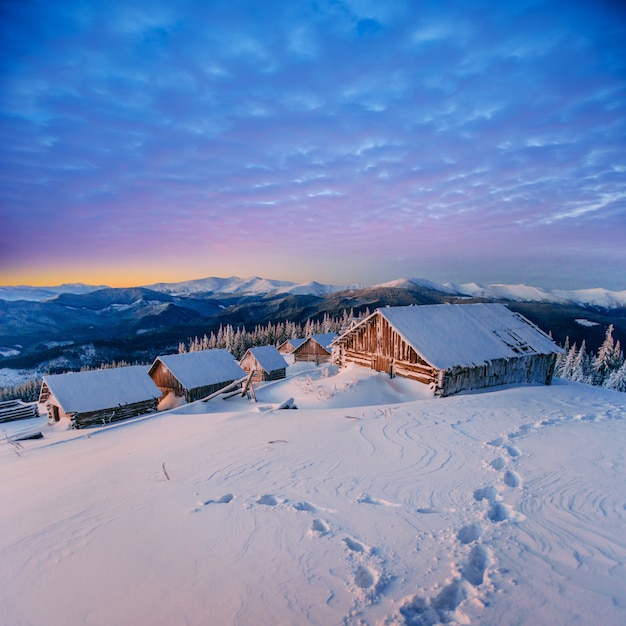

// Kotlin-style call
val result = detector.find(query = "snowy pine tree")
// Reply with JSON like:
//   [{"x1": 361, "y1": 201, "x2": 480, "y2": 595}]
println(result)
[
  {"x1": 604, "y1": 360, "x2": 626, "y2": 392},
  {"x1": 592, "y1": 324, "x2": 617, "y2": 385}
]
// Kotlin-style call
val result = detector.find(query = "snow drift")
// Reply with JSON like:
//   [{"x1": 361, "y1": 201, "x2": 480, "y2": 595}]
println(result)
[{"x1": 1, "y1": 364, "x2": 625, "y2": 625}]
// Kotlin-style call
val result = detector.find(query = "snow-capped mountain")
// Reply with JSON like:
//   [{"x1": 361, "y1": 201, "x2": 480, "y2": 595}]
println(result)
[
  {"x1": 441, "y1": 281, "x2": 626, "y2": 309},
  {"x1": 1, "y1": 275, "x2": 624, "y2": 309},
  {"x1": 0, "y1": 283, "x2": 109, "y2": 302},
  {"x1": 145, "y1": 275, "x2": 353, "y2": 297}
]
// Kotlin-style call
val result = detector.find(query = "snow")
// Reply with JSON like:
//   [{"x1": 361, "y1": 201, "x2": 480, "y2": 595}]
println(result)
[
  {"x1": 444, "y1": 282, "x2": 626, "y2": 309},
  {"x1": 153, "y1": 349, "x2": 245, "y2": 389},
  {"x1": 42, "y1": 365, "x2": 162, "y2": 413},
  {"x1": 553, "y1": 287, "x2": 626, "y2": 309},
  {"x1": 373, "y1": 304, "x2": 560, "y2": 370},
  {"x1": 1, "y1": 364, "x2": 625, "y2": 626},
  {"x1": 575, "y1": 318, "x2": 600, "y2": 327},
  {"x1": 244, "y1": 345, "x2": 288, "y2": 372}
]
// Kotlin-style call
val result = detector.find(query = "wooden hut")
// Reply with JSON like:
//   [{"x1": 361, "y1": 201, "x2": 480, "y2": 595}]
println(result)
[
  {"x1": 332, "y1": 303, "x2": 562, "y2": 397},
  {"x1": 39, "y1": 365, "x2": 162, "y2": 428},
  {"x1": 148, "y1": 349, "x2": 245, "y2": 403},
  {"x1": 240, "y1": 345, "x2": 288, "y2": 382},
  {"x1": 292, "y1": 333, "x2": 338, "y2": 364},
  {"x1": 278, "y1": 338, "x2": 306, "y2": 355}
]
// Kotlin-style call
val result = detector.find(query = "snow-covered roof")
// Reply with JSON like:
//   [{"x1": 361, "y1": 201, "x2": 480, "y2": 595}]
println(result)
[
  {"x1": 280, "y1": 338, "x2": 306, "y2": 349},
  {"x1": 340, "y1": 304, "x2": 561, "y2": 370},
  {"x1": 42, "y1": 365, "x2": 162, "y2": 414},
  {"x1": 244, "y1": 345, "x2": 288, "y2": 372},
  {"x1": 309, "y1": 333, "x2": 339, "y2": 352},
  {"x1": 152, "y1": 349, "x2": 245, "y2": 390}
]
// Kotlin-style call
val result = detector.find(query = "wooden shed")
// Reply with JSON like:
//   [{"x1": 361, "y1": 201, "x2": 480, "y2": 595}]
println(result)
[
  {"x1": 39, "y1": 365, "x2": 162, "y2": 428},
  {"x1": 240, "y1": 345, "x2": 288, "y2": 382},
  {"x1": 278, "y1": 338, "x2": 306, "y2": 355},
  {"x1": 148, "y1": 348, "x2": 246, "y2": 403},
  {"x1": 332, "y1": 304, "x2": 562, "y2": 397},
  {"x1": 292, "y1": 333, "x2": 339, "y2": 364}
]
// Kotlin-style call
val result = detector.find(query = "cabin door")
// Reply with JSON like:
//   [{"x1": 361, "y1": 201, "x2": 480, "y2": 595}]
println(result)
[{"x1": 372, "y1": 355, "x2": 392, "y2": 375}]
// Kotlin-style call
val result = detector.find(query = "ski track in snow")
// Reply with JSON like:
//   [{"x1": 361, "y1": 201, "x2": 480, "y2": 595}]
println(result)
[{"x1": 1, "y1": 369, "x2": 625, "y2": 626}]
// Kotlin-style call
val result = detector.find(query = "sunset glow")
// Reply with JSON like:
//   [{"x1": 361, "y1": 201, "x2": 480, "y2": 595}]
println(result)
[{"x1": 1, "y1": 0, "x2": 625, "y2": 289}]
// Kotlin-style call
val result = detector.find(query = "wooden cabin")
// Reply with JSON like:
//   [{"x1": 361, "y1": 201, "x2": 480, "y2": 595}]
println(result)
[
  {"x1": 39, "y1": 365, "x2": 162, "y2": 428},
  {"x1": 240, "y1": 345, "x2": 288, "y2": 382},
  {"x1": 278, "y1": 338, "x2": 306, "y2": 355},
  {"x1": 292, "y1": 333, "x2": 338, "y2": 364},
  {"x1": 148, "y1": 349, "x2": 246, "y2": 403},
  {"x1": 332, "y1": 304, "x2": 562, "y2": 397}
]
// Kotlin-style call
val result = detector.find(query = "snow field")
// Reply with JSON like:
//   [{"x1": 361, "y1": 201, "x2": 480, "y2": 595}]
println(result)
[{"x1": 1, "y1": 366, "x2": 625, "y2": 625}]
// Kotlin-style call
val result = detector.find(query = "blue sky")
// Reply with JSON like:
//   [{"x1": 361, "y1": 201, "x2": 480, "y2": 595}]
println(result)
[{"x1": 1, "y1": 0, "x2": 625, "y2": 289}]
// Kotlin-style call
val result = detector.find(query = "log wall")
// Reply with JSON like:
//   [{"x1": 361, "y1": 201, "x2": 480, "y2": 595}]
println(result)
[
  {"x1": 294, "y1": 340, "x2": 332, "y2": 363},
  {"x1": 68, "y1": 398, "x2": 159, "y2": 429},
  {"x1": 0, "y1": 399, "x2": 39, "y2": 423},
  {"x1": 335, "y1": 311, "x2": 558, "y2": 397},
  {"x1": 437, "y1": 353, "x2": 557, "y2": 397}
]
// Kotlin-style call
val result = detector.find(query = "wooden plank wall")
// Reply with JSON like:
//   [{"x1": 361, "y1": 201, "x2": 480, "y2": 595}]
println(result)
[
  {"x1": 0, "y1": 400, "x2": 39, "y2": 423},
  {"x1": 70, "y1": 398, "x2": 159, "y2": 429},
  {"x1": 437, "y1": 353, "x2": 557, "y2": 397},
  {"x1": 150, "y1": 362, "x2": 185, "y2": 397},
  {"x1": 294, "y1": 340, "x2": 332, "y2": 363}
]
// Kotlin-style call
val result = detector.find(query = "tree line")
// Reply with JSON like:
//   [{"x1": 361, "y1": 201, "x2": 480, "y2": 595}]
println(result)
[
  {"x1": 177, "y1": 310, "x2": 360, "y2": 359},
  {"x1": 555, "y1": 324, "x2": 626, "y2": 392}
]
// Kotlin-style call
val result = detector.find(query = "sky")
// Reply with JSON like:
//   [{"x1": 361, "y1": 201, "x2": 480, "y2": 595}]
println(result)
[{"x1": 1, "y1": 0, "x2": 625, "y2": 290}]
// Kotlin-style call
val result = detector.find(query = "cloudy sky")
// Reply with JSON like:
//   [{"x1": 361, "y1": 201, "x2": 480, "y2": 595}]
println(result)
[{"x1": 1, "y1": 0, "x2": 625, "y2": 289}]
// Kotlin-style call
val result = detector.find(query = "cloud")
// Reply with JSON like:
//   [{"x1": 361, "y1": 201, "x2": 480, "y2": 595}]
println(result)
[{"x1": 1, "y1": 0, "x2": 625, "y2": 289}]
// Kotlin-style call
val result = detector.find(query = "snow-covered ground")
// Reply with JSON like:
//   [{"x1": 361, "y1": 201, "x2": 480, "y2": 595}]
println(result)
[{"x1": 1, "y1": 364, "x2": 625, "y2": 626}]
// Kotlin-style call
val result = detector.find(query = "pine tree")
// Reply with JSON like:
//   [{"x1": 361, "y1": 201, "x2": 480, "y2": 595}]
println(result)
[
  {"x1": 570, "y1": 341, "x2": 588, "y2": 383},
  {"x1": 593, "y1": 324, "x2": 617, "y2": 385},
  {"x1": 558, "y1": 342, "x2": 578, "y2": 380},
  {"x1": 604, "y1": 360, "x2": 626, "y2": 392}
]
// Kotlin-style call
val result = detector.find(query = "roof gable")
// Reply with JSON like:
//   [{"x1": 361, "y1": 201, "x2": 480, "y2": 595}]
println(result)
[
  {"x1": 309, "y1": 333, "x2": 339, "y2": 352},
  {"x1": 245, "y1": 345, "x2": 288, "y2": 372},
  {"x1": 43, "y1": 365, "x2": 161, "y2": 414},
  {"x1": 355, "y1": 304, "x2": 561, "y2": 370},
  {"x1": 283, "y1": 338, "x2": 306, "y2": 349},
  {"x1": 152, "y1": 349, "x2": 245, "y2": 389}
]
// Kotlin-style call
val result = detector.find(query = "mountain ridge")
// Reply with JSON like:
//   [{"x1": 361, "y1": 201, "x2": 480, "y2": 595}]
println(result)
[{"x1": 1, "y1": 275, "x2": 625, "y2": 309}]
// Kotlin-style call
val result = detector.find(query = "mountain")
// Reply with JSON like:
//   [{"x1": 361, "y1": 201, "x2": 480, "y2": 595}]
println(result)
[
  {"x1": 145, "y1": 275, "x2": 353, "y2": 298},
  {"x1": 0, "y1": 275, "x2": 624, "y2": 376},
  {"x1": 2, "y1": 275, "x2": 625, "y2": 309},
  {"x1": 445, "y1": 281, "x2": 626, "y2": 309},
  {"x1": 0, "y1": 283, "x2": 109, "y2": 302}
]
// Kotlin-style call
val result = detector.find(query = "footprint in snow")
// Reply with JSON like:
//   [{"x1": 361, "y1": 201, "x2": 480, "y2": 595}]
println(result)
[
  {"x1": 310, "y1": 519, "x2": 330, "y2": 535},
  {"x1": 488, "y1": 502, "x2": 514, "y2": 523},
  {"x1": 505, "y1": 445, "x2": 522, "y2": 458},
  {"x1": 457, "y1": 522, "x2": 483, "y2": 545},
  {"x1": 256, "y1": 494, "x2": 279, "y2": 506},
  {"x1": 473, "y1": 485, "x2": 499, "y2": 503},
  {"x1": 292, "y1": 500, "x2": 316, "y2": 512},
  {"x1": 344, "y1": 536, "x2": 367, "y2": 553},
  {"x1": 503, "y1": 470, "x2": 521, "y2": 488},
  {"x1": 194, "y1": 493, "x2": 234, "y2": 510},
  {"x1": 462, "y1": 544, "x2": 490, "y2": 587},
  {"x1": 357, "y1": 493, "x2": 401, "y2": 507},
  {"x1": 354, "y1": 564, "x2": 377, "y2": 589},
  {"x1": 490, "y1": 456, "x2": 506, "y2": 471}
]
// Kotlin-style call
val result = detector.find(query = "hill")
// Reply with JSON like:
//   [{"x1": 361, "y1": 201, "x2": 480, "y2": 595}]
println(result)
[{"x1": 1, "y1": 365, "x2": 625, "y2": 625}]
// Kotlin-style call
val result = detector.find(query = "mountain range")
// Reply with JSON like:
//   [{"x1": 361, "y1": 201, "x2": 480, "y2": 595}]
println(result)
[
  {"x1": 2, "y1": 275, "x2": 625, "y2": 308},
  {"x1": 1, "y1": 276, "x2": 624, "y2": 375}
]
